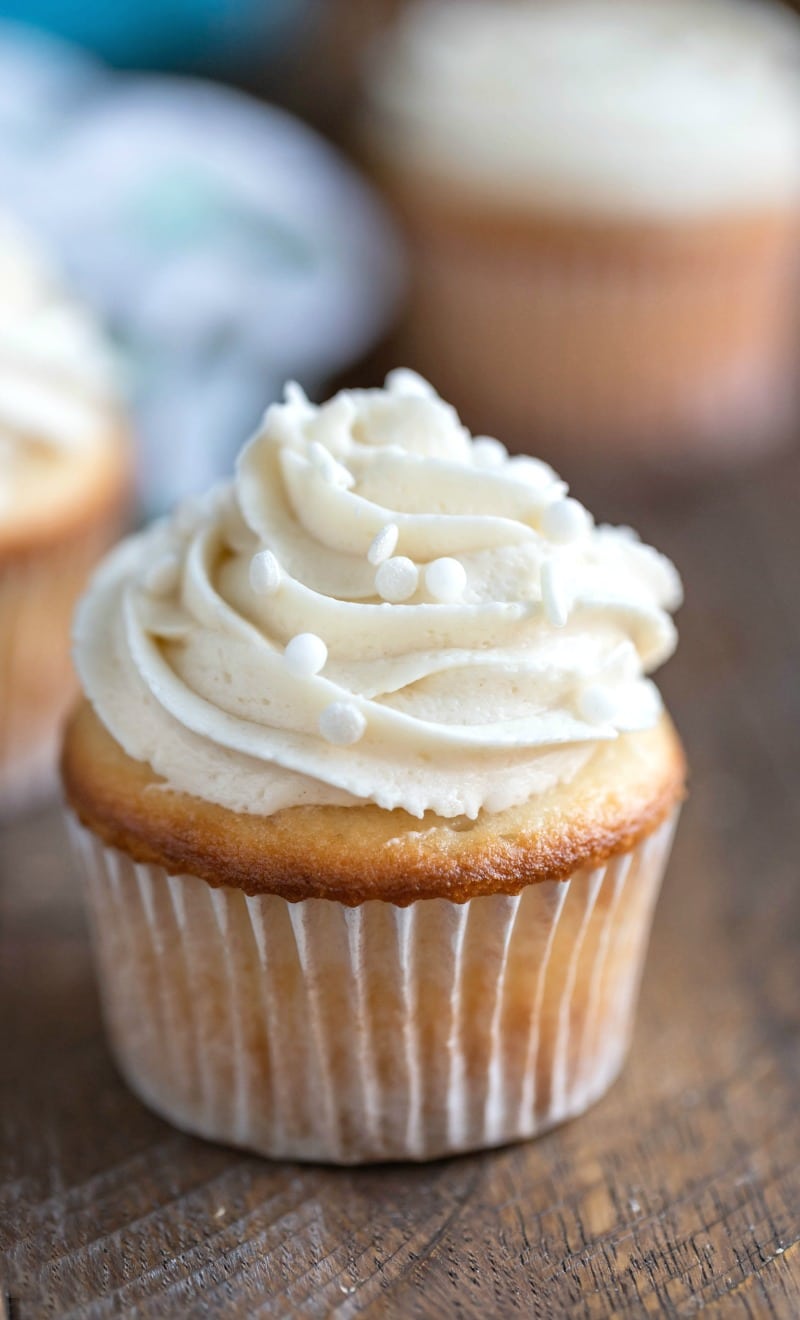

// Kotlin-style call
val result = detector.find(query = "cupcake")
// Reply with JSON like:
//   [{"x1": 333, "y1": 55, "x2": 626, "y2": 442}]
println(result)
[
  {"x1": 63, "y1": 371, "x2": 684, "y2": 1164},
  {"x1": 0, "y1": 217, "x2": 130, "y2": 813},
  {"x1": 363, "y1": 0, "x2": 800, "y2": 464}
]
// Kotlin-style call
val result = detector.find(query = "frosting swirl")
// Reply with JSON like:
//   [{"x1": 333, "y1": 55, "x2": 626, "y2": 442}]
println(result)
[{"x1": 76, "y1": 372, "x2": 681, "y2": 819}]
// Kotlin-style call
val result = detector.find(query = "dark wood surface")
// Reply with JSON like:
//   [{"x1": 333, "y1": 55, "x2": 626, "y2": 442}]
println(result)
[{"x1": 1, "y1": 442, "x2": 799, "y2": 1318}]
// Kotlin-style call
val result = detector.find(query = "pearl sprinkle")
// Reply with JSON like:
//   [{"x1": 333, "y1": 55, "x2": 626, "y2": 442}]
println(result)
[
  {"x1": 578, "y1": 684, "x2": 619, "y2": 725},
  {"x1": 375, "y1": 556, "x2": 419, "y2": 602},
  {"x1": 319, "y1": 701, "x2": 366, "y2": 746},
  {"x1": 367, "y1": 523, "x2": 399, "y2": 566},
  {"x1": 425, "y1": 557, "x2": 467, "y2": 602},
  {"x1": 284, "y1": 633, "x2": 327, "y2": 677},
  {"x1": 249, "y1": 549, "x2": 281, "y2": 596},
  {"x1": 541, "y1": 558, "x2": 572, "y2": 628},
  {"x1": 541, "y1": 497, "x2": 591, "y2": 544}
]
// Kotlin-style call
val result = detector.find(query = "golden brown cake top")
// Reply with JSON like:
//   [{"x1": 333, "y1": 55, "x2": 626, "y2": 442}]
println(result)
[{"x1": 62, "y1": 700, "x2": 685, "y2": 904}]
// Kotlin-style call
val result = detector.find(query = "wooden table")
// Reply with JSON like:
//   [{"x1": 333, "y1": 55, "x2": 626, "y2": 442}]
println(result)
[{"x1": 1, "y1": 442, "x2": 799, "y2": 1318}]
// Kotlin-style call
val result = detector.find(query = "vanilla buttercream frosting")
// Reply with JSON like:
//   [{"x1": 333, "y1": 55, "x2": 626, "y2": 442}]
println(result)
[
  {"x1": 0, "y1": 215, "x2": 121, "y2": 525},
  {"x1": 366, "y1": 0, "x2": 800, "y2": 215},
  {"x1": 75, "y1": 372, "x2": 681, "y2": 819}
]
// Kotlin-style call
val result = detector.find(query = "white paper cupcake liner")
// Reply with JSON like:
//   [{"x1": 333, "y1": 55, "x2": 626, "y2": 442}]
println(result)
[{"x1": 68, "y1": 809, "x2": 679, "y2": 1164}]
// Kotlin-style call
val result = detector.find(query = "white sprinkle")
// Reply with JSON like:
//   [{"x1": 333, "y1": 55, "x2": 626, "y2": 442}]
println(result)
[
  {"x1": 367, "y1": 523, "x2": 399, "y2": 565},
  {"x1": 144, "y1": 555, "x2": 180, "y2": 597},
  {"x1": 385, "y1": 368, "x2": 437, "y2": 398},
  {"x1": 541, "y1": 558, "x2": 572, "y2": 628},
  {"x1": 541, "y1": 496, "x2": 591, "y2": 543},
  {"x1": 308, "y1": 440, "x2": 355, "y2": 489},
  {"x1": 578, "y1": 684, "x2": 619, "y2": 725},
  {"x1": 249, "y1": 549, "x2": 281, "y2": 596},
  {"x1": 284, "y1": 633, "x2": 328, "y2": 677},
  {"x1": 319, "y1": 701, "x2": 366, "y2": 746},
  {"x1": 375, "y1": 556, "x2": 419, "y2": 602},
  {"x1": 284, "y1": 380, "x2": 309, "y2": 407},
  {"x1": 425, "y1": 557, "x2": 467, "y2": 602},
  {"x1": 472, "y1": 436, "x2": 507, "y2": 468}
]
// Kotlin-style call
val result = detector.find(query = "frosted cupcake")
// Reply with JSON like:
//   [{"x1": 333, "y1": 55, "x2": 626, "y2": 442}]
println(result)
[
  {"x1": 0, "y1": 217, "x2": 130, "y2": 813},
  {"x1": 364, "y1": 0, "x2": 800, "y2": 463},
  {"x1": 63, "y1": 371, "x2": 684, "y2": 1163}
]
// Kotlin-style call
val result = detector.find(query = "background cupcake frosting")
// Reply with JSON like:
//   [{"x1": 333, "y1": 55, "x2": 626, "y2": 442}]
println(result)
[
  {"x1": 0, "y1": 215, "x2": 120, "y2": 529},
  {"x1": 369, "y1": 0, "x2": 800, "y2": 214},
  {"x1": 75, "y1": 374, "x2": 681, "y2": 819}
]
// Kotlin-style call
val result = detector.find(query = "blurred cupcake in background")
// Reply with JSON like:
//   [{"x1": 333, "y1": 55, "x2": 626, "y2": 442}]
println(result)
[
  {"x1": 0, "y1": 215, "x2": 130, "y2": 814},
  {"x1": 364, "y1": 0, "x2": 800, "y2": 467}
]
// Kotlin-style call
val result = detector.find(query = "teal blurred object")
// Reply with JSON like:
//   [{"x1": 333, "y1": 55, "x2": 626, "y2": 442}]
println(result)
[{"x1": 0, "y1": 0, "x2": 309, "y2": 67}]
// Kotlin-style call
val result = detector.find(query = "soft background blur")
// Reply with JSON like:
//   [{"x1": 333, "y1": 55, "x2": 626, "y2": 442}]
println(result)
[
  {"x1": 4, "y1": 0, "x2": 800, "y2": 509},
  {"x1": 0, "y1": 0, "x2": 409, "y2": 512}
]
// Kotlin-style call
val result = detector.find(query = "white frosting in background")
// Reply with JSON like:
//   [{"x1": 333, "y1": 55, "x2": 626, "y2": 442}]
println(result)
[
  {"x1": 76, "y1": 373, "x2": 681, "y2": 820},
  {"x1": 367, "y1": 0, "x2": 800, "y2": 214},
  {"x1": 0, "y1": 214, "x2": 119, "y2": 459}
]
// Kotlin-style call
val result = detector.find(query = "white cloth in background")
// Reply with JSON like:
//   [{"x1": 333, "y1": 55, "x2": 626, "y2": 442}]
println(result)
[{"x1": 0, "y1": 27, "x2": 404, "y2": 513}]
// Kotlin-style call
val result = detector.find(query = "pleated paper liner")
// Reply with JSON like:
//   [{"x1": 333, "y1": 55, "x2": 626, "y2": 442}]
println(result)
[{"x1": 69, "y1": 809, "x2": 679, "y2": 1164}]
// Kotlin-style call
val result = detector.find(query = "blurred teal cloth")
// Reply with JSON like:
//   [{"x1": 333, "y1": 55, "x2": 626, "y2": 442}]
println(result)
[{"x1": 0, "y1": 0, "x2": 307, "y2": 66}]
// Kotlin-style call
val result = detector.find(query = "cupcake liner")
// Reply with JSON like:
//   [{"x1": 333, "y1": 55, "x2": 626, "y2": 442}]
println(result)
[
  {"x1": 69, "y1": 809, "x2": 679, "y2": 1164},
  {"x1": 398, "y1": 203, "x2": 799, "y2": 462},
  {"x1": 0, "y1": 522, "x2": 119, "y2": 816}
]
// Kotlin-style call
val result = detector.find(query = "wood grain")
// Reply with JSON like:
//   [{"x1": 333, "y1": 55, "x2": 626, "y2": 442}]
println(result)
[{"x1": 2, "y1": 441, "x2": 799, "y2": 1317}]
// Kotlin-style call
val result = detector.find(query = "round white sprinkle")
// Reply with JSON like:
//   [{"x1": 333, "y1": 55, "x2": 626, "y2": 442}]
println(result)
[
  {"x1": 472, "y1": 436, "x2": 508, "y2": 468},
  {"x1": 540, "y1": 558, "x2": 572, "y2": 628},
  {"x1": 367, "y1": 522, "x2": 399, "y2": 566},
  {"x1": 144, "y1": 555, "x2": 180, "y2": 597},
  {"x1": 249, "y1": 549, "x2": 281, "y2": 596},
  {"x1": 541, "y1": 497, "x2": 591, "y2": 544},
  {"x1": 385, "y1": 367, "x2": 437, "y2": 398},
  {"x1": 284, "y1": 633, "x2": 328, "y2": 677},
  {"x1": 425, "y1": 557, "x2": 467, "y2": 602},
  {"x1": 578, "y1": 684, "x2": 619, "y2": 725},
  {"x1": 375, "y1": 556, "x2": 419, "y2": 602},
  {"x1": 308, "y1": 440, "x2": 354, "y2": 489},
  {"x1": 319, "y1": 701, "x2": 366, "y2": 746}
]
